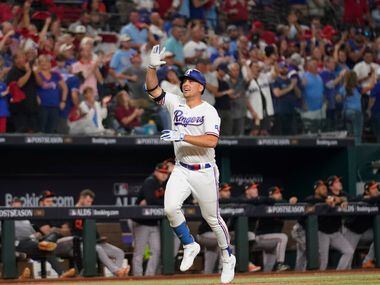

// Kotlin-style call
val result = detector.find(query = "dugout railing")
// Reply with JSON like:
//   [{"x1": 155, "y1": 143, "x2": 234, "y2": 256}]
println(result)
[{"x1": 0, "y1": 203, "x2": 380, "y2": 279}]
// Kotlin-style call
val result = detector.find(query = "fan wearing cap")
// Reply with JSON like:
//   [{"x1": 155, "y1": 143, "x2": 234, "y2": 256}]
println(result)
[
  {"x1": 109, "y1": 34, "x2": 137, "y2": 88},
  {"x1": 343, "y1": 181, "x2": 380, "y2": 269},
  {"x1": 254, "y1": 186, "x2": 295, "y2": 272},
  {"x1": 312, "y1": 175, "x2": 355, "y2": 271},
  {"x1": 210, "y1": 37, "x2": 235, "y2": 66},
  {"x1": 271, "y1": 61, "x2": 301, "y2": 135},
  {"x1": 120, "y1": 11, "x2": 149, "y2": 50},
  {"x1": 132, "y1": 163, "x2": 169, "y2": 276},
  {"x1": 146, "y1": 45, "x2": 235, "y2": 284}
]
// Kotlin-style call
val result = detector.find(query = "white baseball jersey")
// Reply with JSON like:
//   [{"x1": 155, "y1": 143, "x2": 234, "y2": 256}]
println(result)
[{"x1": 157, "y1": 91, "x2": 221, "y2": 164}]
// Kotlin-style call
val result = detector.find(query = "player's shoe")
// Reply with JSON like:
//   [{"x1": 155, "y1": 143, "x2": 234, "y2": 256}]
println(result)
[
  {"x1": 180, "y1": 242, "x2": 200, "y2": 271},
  {"x1": 18, "y1": 267, "x2": 31, "y2": 280},
  {"x1": 274, "y1": 262, "x2": 290, "y2": 272},
  {"x1": 248, "y1": 262, "x2": 261, "y2": 272},
  {"x1": 38, "y1": 241, "x2": 57, "y2": 251},
  {"x1": 362, "y1": 260, "x2": 375, "y2": 269},
  {"x1": 60, "y1": 268, "x2": 76, "y2": 278},
  {"x1": 221, "y1": 254, "x2": 236, "y2": 284}
]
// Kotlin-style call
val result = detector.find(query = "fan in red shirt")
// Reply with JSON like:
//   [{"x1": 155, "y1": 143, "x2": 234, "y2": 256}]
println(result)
[
  {"x1": 248, "y1": 21, "x2": 276, "y2": 46},
  {"x1": 114, "y1": 90, "x2": 144, "y2": 133},
  {"x1": 222, "y1": 0, "x2": 249, "y2": 27},
  {"x1": 343, "y1": 0, "x2": 370, "y2": 26}
]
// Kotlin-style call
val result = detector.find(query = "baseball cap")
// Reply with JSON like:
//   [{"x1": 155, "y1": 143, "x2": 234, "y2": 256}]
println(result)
[
  {"x1": 180, "y1": 68, "x2": 206, "y2": 93},
  {"x1": 364, "y1": 181, "x2": 379, "y2": 192},
  {"x1": 268, "y1": 186, "x2": 282, "y2": 196},
  {"x1": 219, "y1": 183, "x2": 232, "y2": 192},
  {"x1": 278, "y1": 61, "x2": 288, "y2": 69},
  {"x1": 0, "y1": 82, "x2": 7, "y2": 94},
  {"x1": 221, "y1": 36, "x2": 231, "y2": 44},
  {"x1": 290, "y1": 53, "x2": 303, "y2": 66},
  {"x1": 11, "y1": 197, "x2": 22, "y2": 204},
  {"x1": 327, "y1": 175, "x2": 342, "y2": 186},
  {"x1": 163, "y1": 51, "x2": 175, "y2": 58},
  {"x1": 252, "y1": 21, "x2": 263, "y2": 30},
  {"x1": 41, "y1": 190, "x2": 56, "y2": 200},
  {"x1": 216, "y1": 63, "x2": 229, "y2": 73},
  {"x1": 59, "y1": 43, "x2": 74, "y2": 53},
  {"x1": 245, "y1": 182, "x2": 259, "y2": 191},
  {"x1": 74, "y1": 25, "x2": 86, "y2": 34},
  {"x1": 119, "y1": 34, "x2": 132, "y2": 42},
  {"x1": 313, "y1": 180, "x2": 326, "y2": 190},
  {"x1": 32, "y1": 11, "x2": 51, "y2": 20},
  {"x1": 227, "y1": 25, "x2": 237, "y2": 32},
  {"x1": 80, "y1": 36, "x2": 94, "y2": 47},
  {"x1": 155, "y1": 163, "x2": 169, "y2": 174},
  {"x1": 39, "y1": 190, "x2": 55, "y2": 204},
  {"x1": 195, "y1": 58, "x2": 210, "y2": 65},
  {"x1": 163, "y1": 158, "x2": 175, "y2": 164}
]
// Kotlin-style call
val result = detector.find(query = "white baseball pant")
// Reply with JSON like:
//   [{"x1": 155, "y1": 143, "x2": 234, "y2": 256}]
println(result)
[{"x1": 164, "y1": 164, "x2": 230, "y2": 250}]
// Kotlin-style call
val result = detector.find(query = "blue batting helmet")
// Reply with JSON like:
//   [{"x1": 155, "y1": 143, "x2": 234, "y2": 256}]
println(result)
[{"x1": 180, "y1": 69, "x2": 206, "y2": 94}]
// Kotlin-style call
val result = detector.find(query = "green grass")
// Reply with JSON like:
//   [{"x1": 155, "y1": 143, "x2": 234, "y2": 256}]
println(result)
[{"x1": 28, "y1": 272, "x2": 380, "y2": 285}]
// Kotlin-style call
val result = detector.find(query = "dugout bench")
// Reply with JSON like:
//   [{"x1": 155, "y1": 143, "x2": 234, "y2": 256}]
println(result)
[{"x1": 1, "y1": 203, "x2": 380, "y2": 279}]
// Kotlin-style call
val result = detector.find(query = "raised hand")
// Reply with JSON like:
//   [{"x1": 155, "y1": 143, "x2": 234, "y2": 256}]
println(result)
[{"x1": 148, "y1": 45, "x2": 166, "y2": 69}]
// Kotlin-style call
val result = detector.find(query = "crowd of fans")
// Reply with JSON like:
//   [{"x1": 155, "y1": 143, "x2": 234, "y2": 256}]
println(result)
[
  {"x1": 0, "y1": 0, "x2": 380, "y2": 142},
  {"x1": 2, "y1": 158, "x2": 379, "y2": 279}
]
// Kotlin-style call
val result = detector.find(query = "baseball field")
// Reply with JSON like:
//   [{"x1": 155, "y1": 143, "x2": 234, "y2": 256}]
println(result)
[{"x1": 3, "y1": 270, "x2": 380, "y2": 285}]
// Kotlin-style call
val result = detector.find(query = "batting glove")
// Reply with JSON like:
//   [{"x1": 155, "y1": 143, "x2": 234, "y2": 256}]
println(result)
[
  {"x1": 160, "y1": 129, "x2": 185, "y2": 142},
  {"x1": 149, "y1": 45, "x2": 166, "y2": 69}
]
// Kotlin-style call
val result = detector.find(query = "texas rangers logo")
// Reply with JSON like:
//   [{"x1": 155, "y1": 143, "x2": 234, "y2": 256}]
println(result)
[{"x1": 174, "y1": 110, "x2": 204, "y2": 127}]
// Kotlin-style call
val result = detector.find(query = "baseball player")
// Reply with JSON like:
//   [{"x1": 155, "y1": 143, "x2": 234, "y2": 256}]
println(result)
[
  {"x1": 145, "y1": 45, "x2": 235, "y2": 284},
  {"x1": 132, "y1": 163, "x2": 169, "y2": 276},
  {"x1": 292, "y1": 180, "x2": 328, "y2": 271},
  {"x1": 254, "y1": 186, "x2": 294, "y2": 272},
  {"x1": 344, "y1": 181, "x2": 380, "y2": 268},
  {"x1": 317, "y1": 176, "x2": 354, "y2": 270}
]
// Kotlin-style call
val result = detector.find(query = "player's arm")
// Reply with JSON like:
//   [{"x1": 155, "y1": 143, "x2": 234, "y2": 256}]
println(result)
[
  {"x1": 183, "y1": 134, "x2": 218, "y2": 148},
  {"x1": 161, "y1": 110, "x2": 220, "y2": 148},
  {"x1": 145, "y1": 45, "x2": 166, "y2": 99},
  {"x1": 146, "y1": 65, "x2": 163, "y2": 98}
]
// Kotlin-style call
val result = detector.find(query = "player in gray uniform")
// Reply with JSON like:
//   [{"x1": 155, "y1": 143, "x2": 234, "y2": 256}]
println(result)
[
  {"x1": 292, "y1": 180, "x2": 327, "y2": 271},
  {"x1": 344, "y1": 181, "x2": 380, "y2": 268},
  {"x1": 318, "y1": 176, "x2": 354, "y2": 270},
  {"x1": 254, "y1": 186, "x2": 295, "y2": 272},
  {"x1": 132, "y1": 163, "x2": 169, "y2": 276}
]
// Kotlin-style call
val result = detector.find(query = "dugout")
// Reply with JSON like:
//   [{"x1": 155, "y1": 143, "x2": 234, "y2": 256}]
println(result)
[
  {"x1": 0, "y1": 135, "x2": 360, "y2": 205},
  {"x1": 1, "y1": 134, "x2": 380, "y2": 277}
]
